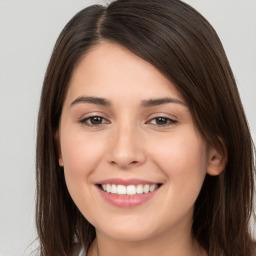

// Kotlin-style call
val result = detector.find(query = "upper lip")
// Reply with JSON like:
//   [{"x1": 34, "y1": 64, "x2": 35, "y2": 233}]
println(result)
[{"x1": 96, "y1": 178, "x2": 161, "y2": 186}]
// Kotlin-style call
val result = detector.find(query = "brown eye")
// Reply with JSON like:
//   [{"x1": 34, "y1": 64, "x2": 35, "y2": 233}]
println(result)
[
  {"x1": 80, "y1": 116, "x2": 109, "y2": 127},
  {"x1": 90, "y1": 116, "x2": 103, "y2": 125},
  {"x1": 148, "y1": 117, "x2": 177, "y2": 126},
  {"x1": 155, "y1": 117, "x2": 169, "y2": 125}
]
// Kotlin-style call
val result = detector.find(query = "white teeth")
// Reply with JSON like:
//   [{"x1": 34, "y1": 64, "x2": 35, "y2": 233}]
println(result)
[
  {"x1": 136, "y1": 184, "x2": 144, "y2": 194},
  {"x1": 143, "y1": 184, "x2": 149, "y2": 193},
  {"x1": 106, "y1": 184, "x2": 111, "y2": 193},
  {"x1": 100, "y1": 183, "x2": 159, "y2": 195},
  {"x1": 150, "y1": 184, "x2": 157, "y2": 192},
  {"x1": 117, "y1": 185, "x2": 126, "y2": 195},
  {"x1": 111, "y1": 184, "x2": 117, "y2": 194},
  {"x1": 127, "y1": 185, "x2": 136, "y2": 195}
]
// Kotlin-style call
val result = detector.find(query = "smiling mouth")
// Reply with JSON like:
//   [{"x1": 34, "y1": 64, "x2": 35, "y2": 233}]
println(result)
[{"x1": 98, "y1": 183, "x2": 162, "y2": 196}]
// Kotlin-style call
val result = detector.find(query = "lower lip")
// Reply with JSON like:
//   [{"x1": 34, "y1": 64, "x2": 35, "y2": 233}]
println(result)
[{"x1": 97, "y1": 187, "x2": 158, "y2": 208}]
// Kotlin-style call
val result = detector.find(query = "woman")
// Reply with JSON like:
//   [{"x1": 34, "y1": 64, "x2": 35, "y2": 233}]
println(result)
[{"x1": 36, "y1": 0, "x2": 255, "y2": 255}]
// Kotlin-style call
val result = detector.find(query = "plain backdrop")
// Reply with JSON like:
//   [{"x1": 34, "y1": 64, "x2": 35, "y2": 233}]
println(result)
[{"x1": 0, "y1": 1, "x2": 255, "y2": 255}]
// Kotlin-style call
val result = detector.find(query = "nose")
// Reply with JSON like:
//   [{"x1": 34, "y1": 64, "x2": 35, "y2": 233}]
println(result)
[{"x1": 108, "y1": 125, "x2": 146, "y2": 169}]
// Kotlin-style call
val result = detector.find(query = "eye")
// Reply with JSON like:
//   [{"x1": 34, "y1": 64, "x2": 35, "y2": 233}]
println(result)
[
  {"x1": 80, "y1": 116, "x2": 110, "y2": 127},
  {"x1": 148, "y1": 117, "x2": 177, "y2": 126}
]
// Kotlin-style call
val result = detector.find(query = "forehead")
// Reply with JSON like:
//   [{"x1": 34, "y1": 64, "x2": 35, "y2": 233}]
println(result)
[{"x1": 66, "y1": 42, "x2": 184, "y2": 103}]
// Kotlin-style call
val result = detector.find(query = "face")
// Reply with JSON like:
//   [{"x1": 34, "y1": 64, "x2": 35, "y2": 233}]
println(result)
[{"x1": 58, "y1": 42, "x2": 217, "y2": 243}]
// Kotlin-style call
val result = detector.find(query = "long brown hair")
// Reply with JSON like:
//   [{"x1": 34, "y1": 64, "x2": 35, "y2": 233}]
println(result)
[{"x1": 36, "y1": 0, "x2": 255, "y2": 255}]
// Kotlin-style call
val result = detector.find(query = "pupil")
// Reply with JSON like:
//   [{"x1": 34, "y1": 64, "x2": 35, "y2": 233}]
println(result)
[
  {"x1": 156, "y1": 117, "x2": 167, "y2": 125},
  {"x1": 91, "y1": 116, "x2": 102, "y2": 124}
]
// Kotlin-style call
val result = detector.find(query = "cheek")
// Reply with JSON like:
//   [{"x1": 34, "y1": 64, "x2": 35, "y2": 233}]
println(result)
[
  {"x1": 60, "y1": 130, "x2": 108, "y2": 216},
  {"x1": 61, "y1": 131, "x2": 104, "y2": 175},
  {"x1": 148, "y1": 130, "x2": 208, "y2": 199},
  {"x1": 151, "y1": 130, "x2": 207, "y2": 172},
  {"x1": 59, "y1": 128, "x2": 108, "y2": 205}
]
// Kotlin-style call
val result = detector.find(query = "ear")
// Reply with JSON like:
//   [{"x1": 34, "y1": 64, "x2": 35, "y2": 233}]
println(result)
[
  {"x1": 55, "y1": 131, "x2": 63, "y2": 167},
  {"x1": 206, "y1": 140, "x2": 227, "y2": 176}
]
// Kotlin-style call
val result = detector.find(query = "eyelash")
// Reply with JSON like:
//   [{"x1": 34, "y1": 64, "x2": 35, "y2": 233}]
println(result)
[
  {"x1": 80, "y1": 116, "x2": 110, "y2": 127},
  {"x1": 147, "y1": 116, "x2": 177, "y2": 126},
  {"x1": 80, "y1": 115, "x2": 177, "y2": 128}
]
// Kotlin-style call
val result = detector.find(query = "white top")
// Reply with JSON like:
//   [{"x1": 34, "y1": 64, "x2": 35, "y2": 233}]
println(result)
[{"x1": 78, "y1": 248, "x2": 86, "y2": 256}]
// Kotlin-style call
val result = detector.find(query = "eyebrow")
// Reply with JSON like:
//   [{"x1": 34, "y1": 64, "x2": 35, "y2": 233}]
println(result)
[
  {"x1": 70, "y1": 96, "x2": 111, "y2": 107},
  {"x1": 70, "y1": 96, "x2": 186, "y2": 108},
  {"x1": 141, "y1": 97, "x2": 186, "y2": 107}
]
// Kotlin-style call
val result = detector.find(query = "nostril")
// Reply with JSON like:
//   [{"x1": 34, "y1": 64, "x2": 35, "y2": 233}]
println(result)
[
  {"x1": 110, "y1": 160, "x2": 117, "y2": 165},
  {"x1": 109, "y1": 160, "x2": 139, "y2": 166}
]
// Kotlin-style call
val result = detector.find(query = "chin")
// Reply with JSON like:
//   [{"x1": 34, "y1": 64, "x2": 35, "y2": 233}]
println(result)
[{"x1": 97, "y1": 222, "x2": 160, "y2": 242}]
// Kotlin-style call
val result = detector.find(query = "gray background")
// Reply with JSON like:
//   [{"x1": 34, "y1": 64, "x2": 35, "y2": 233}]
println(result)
[{"x1": 0, "y1": 0, "x2": 255, "y2": 255}]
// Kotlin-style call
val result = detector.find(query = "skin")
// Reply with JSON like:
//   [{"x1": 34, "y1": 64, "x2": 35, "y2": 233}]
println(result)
[{"x1": 57, "y1": 42, "x2": 224, "y2": 256}]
